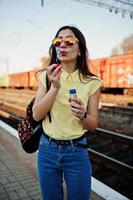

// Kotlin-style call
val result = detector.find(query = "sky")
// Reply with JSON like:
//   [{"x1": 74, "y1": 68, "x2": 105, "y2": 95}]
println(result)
[{"x1": 0, "y1": 0, "x2": 133, "y2": 74}]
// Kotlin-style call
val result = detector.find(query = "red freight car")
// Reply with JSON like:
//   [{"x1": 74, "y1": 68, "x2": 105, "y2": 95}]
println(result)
[
  {"x1": 91, "y1": 53, "x2": 133, "y2": 95},
  {"x1": 28, "y1": 67, "x2": 46, "y2": 89},
  {"x1": 9, "y1": 71, "x2": 29, "y2": 88},
  {"x1": 8, "y1": 68, "x2": 41, "y2": 89},
  {"x1": 28, "y1": 69, "x2": 39, "y2": 89}
]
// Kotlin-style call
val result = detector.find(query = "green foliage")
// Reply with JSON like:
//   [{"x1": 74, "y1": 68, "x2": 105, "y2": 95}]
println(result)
[{"x1": 0, "y1": 74, "x2": 9, "y2": 87}]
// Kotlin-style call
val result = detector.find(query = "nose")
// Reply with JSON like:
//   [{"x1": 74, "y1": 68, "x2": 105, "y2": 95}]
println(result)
[{"x1": 60, "y1": 40, "x2": 67, "y2": 48}]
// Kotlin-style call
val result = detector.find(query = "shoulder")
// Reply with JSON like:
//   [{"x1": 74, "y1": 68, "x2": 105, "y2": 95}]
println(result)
[
  {"x1": 87, "y1": 76, "x2": 103, "y2": 96},
  {"x1": 88, "y1": 75, "x2": 103, "y2": 82},
  {"x1": 38, "y1": 69, "x2": 46, "y2": 77},
  {"x1": 37, "y1": 69, "x2": 47, "y2": 88},
  {"x1": 37, "y1": 69, "x2": 47, "y2": 80}
]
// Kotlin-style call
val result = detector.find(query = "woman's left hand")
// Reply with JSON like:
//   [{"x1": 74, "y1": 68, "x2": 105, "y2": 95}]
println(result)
[{"x1": 70, "y1": 98, "x2": 86, "y2": 120}]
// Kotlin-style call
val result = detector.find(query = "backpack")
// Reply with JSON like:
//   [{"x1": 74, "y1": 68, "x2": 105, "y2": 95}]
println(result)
[{"x1": 18, "y1": 73, "x2": 51, "y2": 153}]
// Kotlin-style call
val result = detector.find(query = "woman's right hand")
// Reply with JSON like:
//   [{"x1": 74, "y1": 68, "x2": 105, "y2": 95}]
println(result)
[{"x1": 47, "y1": 64, "x2": 62, "y2": 90}]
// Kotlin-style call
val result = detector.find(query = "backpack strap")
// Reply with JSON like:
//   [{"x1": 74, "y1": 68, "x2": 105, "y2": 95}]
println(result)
[{"x1": 46, "y1": 73, "x2": 52, "y2": 123}]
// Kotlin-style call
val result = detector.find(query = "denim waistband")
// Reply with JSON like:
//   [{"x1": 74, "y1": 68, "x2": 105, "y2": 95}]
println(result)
[{"x1": 42, "y1": 132, "x2": 88, "y2": 147}]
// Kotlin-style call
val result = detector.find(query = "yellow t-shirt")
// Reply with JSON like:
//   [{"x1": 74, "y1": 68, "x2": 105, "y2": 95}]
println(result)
[{"x1": 39, "y1": 69, "x2": 103, "y2": 140}]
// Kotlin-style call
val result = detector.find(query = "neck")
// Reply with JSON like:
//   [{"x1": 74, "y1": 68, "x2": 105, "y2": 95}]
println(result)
[{"x1": 61, "y1": 61, "x2": 77, "y2": 73}]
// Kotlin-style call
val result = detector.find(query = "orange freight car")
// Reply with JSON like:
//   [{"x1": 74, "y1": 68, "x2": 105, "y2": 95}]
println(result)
[
  {"x1": 8, "y1": 68, "x2": 42, "y2": 89},
  {"x1": 28, "y1": 70, "x2": 38, "y2": 89},
  {"x1": 28, "y1": 67, "x2": 44, "y2": 89},
  {"x1": 9, "y1": 71, "x2": 29, "y2": 88},
  {"x1": 89, "y1": 58, "x2": 106, "y2": 80},
  {"x1": 4, "y1": 53, "x2": 133, "y2": 95},
  {"x1": 91, "y1": 53, "x2": 133, "y2": 95},
  {"x1": 106, "y1": 54, "x2": 133, "y2": 88}
]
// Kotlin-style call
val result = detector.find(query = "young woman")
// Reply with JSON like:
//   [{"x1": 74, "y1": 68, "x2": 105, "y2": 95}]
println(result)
[{"x1": 33, "y1": 25, "x2": 103, "y2": 200}]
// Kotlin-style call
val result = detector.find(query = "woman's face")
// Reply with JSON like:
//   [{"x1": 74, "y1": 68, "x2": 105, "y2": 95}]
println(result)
[{"x1": 55, "y1": 29, "x2": 80, "y2": 63}]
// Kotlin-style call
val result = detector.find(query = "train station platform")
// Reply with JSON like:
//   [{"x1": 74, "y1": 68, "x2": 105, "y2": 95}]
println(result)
[{"x1": 0, "y1": 120, "x2": 129, "y2": 200}]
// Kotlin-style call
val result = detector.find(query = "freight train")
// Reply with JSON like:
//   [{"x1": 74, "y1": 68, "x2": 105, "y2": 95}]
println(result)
[
  {"x1": 90, "y1": 53, "x2": 133, "y2": 95},
  {"x1": 0, "y1": 69, "x2": 39, "y2": 90},
  {"x1": 0, "y1": 53, "x2": 133, "y2": 95}
]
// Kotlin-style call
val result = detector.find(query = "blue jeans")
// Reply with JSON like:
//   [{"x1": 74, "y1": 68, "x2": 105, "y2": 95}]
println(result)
[{"x1": 38, "y1": 133, "x2": 92, "y2": 200}]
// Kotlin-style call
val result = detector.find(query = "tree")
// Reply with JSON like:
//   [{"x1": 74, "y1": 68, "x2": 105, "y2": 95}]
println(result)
[
  {"x1": 121, "y1": 34, "x2": 133, "y2": 54},
  {"x1": 111, "y1": 46, "x2": 121, "y2": 56},
  {"x1": 111, "y1": 34, "x2": 133, "y2": 56},
  {"x1": 40, "y1": 56, "x2": 50, "y2": 67}
]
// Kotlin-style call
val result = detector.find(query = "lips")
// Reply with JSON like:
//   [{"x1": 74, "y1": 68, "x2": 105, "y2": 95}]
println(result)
[{"x1": 60, "y1": 51, "x2": 67, "y2": 56}]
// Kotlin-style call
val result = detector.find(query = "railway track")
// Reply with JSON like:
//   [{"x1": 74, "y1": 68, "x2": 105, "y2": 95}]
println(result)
[
  {"x1": 0, "y1": 107, "x2": 133, "y2": 199},
  {"x1": 86, "y1": 127, "x2": 133, "y2": 199},
  {"x1": 0, "y1": 89, "x2": 35, "y2": 107},
  {"x1": 87, "y1": 128, "x2": 133, "y2": 197},
  {"x1": 100, "y1": 105, "x2": 133, "y2": 116},
  {"x1": 99, "y1": 105, "x2": 133, "y2": 136}
]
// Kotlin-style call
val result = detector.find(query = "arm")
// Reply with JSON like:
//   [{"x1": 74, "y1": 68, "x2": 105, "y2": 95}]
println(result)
[
  {"x1": 32, "y1": 64, "x2": 62, "y2": 121},
  {"x1": 32, "y1": 80, "x2": 59, "y2": 121},
  {"x1": 81, "y1": 89, "x2": 100, "y2": 130},
  {"x1": 70, "y1": 88, "x2": 100, "y2": 131}
]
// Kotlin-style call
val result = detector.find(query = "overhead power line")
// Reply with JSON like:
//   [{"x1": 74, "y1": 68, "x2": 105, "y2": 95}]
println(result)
[{"x1": 72, "y1": 0, "x2": 133, "y2": 19}]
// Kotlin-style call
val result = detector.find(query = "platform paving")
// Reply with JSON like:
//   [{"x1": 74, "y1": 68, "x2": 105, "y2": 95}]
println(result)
[{"x1": 0, "y1": 126, "x2": 42, "y2": 200}]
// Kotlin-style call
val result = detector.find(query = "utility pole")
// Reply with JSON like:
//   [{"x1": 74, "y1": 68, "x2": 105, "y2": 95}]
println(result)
[
  {"x1": 41, "y1": 0, "x2": 44, "y2": 7},
  {"x1": 0, "y1": 57, "x2": 9, "y2": 74}
]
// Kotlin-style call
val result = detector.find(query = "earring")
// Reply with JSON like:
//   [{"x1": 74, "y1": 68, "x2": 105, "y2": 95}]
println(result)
[{"x1": 78, "y1": 52, "x2": 81, "y2": 56}]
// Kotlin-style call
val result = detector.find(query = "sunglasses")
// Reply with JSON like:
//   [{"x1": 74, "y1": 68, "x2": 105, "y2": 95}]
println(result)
[{"x1": 52, "y1": 36, "x2": 79, "y2": 47}]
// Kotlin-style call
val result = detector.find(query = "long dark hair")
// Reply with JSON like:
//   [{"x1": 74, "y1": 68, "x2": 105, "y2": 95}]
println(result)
[{"x1": 49, "y1": 25, "x2": 94, "y2": 79}]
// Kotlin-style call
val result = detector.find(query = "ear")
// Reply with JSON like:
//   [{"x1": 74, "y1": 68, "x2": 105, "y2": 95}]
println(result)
[{"x1": 78, "y1": 52, "x2": 81, "y2": 56}]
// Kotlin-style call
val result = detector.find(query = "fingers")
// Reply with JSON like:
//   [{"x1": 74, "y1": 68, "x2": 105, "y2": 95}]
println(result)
[
  {"x1": 71, "y1": 98, "x2": 83, "y2": 105},
  {"x1": 47, "y1": 64, "x2": 62, "y2": 89},
  {"x1": 70, "y1": 98, "x2": 86, "y2": 119},
  {"x1": 71, "y1": 106, "x2": 85, "y2": 119},
  {"x1": 47, "y1": 64, "x2": 61, "y2": 75},
  {"x1": 53, "y1": 65, "x2": 62, "y2": 76}
]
